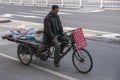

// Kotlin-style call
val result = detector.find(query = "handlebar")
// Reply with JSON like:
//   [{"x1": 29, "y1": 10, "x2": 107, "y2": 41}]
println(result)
[{"x1": 63, "y1": 30, "x2": 72, "y2": 36}]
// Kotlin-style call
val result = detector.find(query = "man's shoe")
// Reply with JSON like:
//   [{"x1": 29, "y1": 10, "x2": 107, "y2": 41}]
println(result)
[{"x1": 54, "y1": 62, "x2": 60, "y2": 67}]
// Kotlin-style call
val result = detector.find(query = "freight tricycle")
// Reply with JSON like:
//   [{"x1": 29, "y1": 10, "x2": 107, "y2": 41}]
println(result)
[{"x1": 2, "y1": 28, "x2": 93, "y2": 74}]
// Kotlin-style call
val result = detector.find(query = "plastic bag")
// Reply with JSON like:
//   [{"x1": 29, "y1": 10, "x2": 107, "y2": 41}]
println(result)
[
  {"x1": 1, "y1": 30, "x2": 12, "y2": 37},
  {"x1": 34, "y1": 30, "x2": 43, "y2": 42}
]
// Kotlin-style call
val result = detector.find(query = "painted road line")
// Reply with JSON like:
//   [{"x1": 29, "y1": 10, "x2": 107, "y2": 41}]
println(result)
[
  {"x1": 63, "y1": 27, "x2": 108, "y2": 34},
  {"x1": 0, "y1": 52, "x2": 79, "y2": 80},
  {"x1": 32, "y1": 10, "x2": 72, "y2": 15},
  {"x1": 0, "y1": 18, "x2": 119, "y2": 36},
  {"x1": 0, "y1": 52, "x2": 19, "y2": 61},
  {"x1": 0, "y1": 14, "x2": 13, "y2": 18},
  {"x1": 88, "y1": 9, "x2": 105, "y2": 12},
  {"x1": 17, "y1": 12, "x2": 46, "y2": 16},
  {"x1": 32, "y1": 10, "x2": 48, "y2": 14},
  {"x1": 1, "y1": 14, "x2": 43, "y2": 19},
  {"x1": 60, "y1": 9, "x2": 105, "y2": 13},
  {"x1": 0, "y1": 19, "x2": 119, "y2": 44},
  {"x1": 0, "y1": 19, "x2": 119, "y2": 39},
  {"x1": 105, "y1": 8, "x2": 120, "y2": 11},
  {"x1": 58, "y1": 12, "x2": 72, "y2": 15},
  {"x1": 13, "y1": 14, "x2": 43, "y2": 19}
]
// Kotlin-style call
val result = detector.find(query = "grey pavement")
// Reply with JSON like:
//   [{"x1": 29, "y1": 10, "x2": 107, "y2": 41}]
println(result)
[
  {"x1": 0, "y1": 36, "x2": 120, "y2": 80},
  {"x1": 0, "y1": 18, "x2": 120, "y2": 45},
  {"x1": 0, "y1": 4, "x2": 120, "y2": 80}
]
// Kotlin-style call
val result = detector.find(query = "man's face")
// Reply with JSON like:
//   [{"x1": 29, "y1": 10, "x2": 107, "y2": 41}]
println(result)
[{"x1": 52, "y1": 8, "x2": 59, "y2": 15}]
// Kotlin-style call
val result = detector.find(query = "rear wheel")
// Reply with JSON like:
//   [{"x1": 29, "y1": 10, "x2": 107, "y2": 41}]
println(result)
[
  {"x1": 72, "y1": 48, "x2": 93, "y2": 74},
  {"x1": 17, "y1": 44, "x2": 32, "y2": 65}
]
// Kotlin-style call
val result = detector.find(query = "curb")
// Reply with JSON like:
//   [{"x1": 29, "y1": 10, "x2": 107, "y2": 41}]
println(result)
[
  {"x1": 86, "y1": 35, "x2": 120, "y2": 45},
  {"x1": 0, "y1": 17, "x2": 11, "y2": 23},
  {"x1": 0, "y1": 19, "x2": 120, "y2": 45},
  {"x1": 63, "y1": 27, "x2": 120, "y2": 45}
]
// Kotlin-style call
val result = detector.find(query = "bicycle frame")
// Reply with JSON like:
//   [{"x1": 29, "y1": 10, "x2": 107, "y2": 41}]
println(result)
[
  {"x1": 49, "y1": 32, "x2": 76, "y2": 60},
  {"x1": 60, "y1": 33, "x2": 76, "y2": 60},
  {"x1": 60, "y1": 44, "x2": 73, "y2": 59}
]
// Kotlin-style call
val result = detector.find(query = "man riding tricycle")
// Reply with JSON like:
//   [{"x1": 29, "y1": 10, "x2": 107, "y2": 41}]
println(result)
[{"x1": 1, "y1": 5, "x2": 93, "y2": 74}]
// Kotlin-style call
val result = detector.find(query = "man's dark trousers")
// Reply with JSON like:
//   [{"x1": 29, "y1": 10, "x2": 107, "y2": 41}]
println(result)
[{"x1": 52, "y1": 36, "x2": 60, "y2": 64}]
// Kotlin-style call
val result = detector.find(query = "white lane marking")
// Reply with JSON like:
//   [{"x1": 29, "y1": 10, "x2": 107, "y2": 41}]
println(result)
[
  {"x1": 1, "y1": 14, "x2": 43, "y2": 19},
  {"x1": 88, "y1": 10, "x2": 105, "y2": 12},
  {"x1": 13, "y1": 14, "x2": 43, "y2": 18},
  {"x1": 63, "y1": 27, "x2": 120, "y2": 38},
  {"x1": 0, "y1": 52, "x2": 19, "y2": 61},
  {"x1": 32, "y1": 10, "x2": 48, "y2": 14},
  {"x1": 17, "y1": 12, "x2": 46, "y2": 16},
  {"x1": 0, "y1": 52, "x2": 79, "y2": 80},
  {"x1": 102, "y1": 33, "x2": 120, "y2": 38},
  {"x1": 58, "y1": 12, "x2": 72, "y2": 15},
  {"x1": 32, "y1": 10, "x2": 72, "y2": 15},
  {"x1": 1, "y1": 14, "x2": 13, "y2": 18},
  {"x1": 60, "y1": 9, "x2": 105, "y2": 13},
  {"x1": 0, "y1": 18, "x2": 119, "y2": 38},
  {"x1": 64, "y1": 27, "x2": 108, "y2": 33},
  {"x1": 105, "y1": 8, "x2": 120, "y2": 11}
]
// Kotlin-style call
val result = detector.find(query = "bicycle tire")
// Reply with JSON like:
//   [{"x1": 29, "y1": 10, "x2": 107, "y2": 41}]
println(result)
[
  {"x1": 72, "y1": 48, "x2": 93, "y2": 74},
  {"x1": 17, "y1": 44, "x2": 32, "y2": 65}
]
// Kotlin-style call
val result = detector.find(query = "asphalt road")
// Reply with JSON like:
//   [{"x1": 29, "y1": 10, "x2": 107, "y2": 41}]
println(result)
[
  {"x1": 0, "y1": 5, "x2": 120, "y2": 80},
  {"x1": 0, "y1": 5, "x2": 120, "y2": 33},
  {"x1": 0, "y1": 27, "x2": 120, "y2": 80},
  {"x1": 0, "y1": 26, "x2": 120, "y2": 80}
]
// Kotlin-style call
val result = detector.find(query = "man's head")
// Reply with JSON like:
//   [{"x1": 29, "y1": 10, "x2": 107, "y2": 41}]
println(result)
[{"x1": 52, "y1": 5, "x2": 59, "y2": 15}]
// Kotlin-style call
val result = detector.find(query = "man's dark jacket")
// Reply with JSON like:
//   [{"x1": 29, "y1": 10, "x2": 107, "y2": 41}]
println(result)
[{"x1": 43, "y1": 11, "x2": 63, "y2": 44}]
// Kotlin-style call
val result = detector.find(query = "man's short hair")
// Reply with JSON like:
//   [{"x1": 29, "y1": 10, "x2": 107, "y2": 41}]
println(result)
[{"x1": 52, "y1": 5, "x2": 59, "y2": 10}]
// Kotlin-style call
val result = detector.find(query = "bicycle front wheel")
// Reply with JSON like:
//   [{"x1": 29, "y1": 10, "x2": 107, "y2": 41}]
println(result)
[{"x1": 72, "y1": 48, "x2": 93, "y2": 74}]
